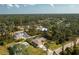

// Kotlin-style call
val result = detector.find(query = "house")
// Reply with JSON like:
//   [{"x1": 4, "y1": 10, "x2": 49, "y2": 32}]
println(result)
[
  {"x1": 17, "y1": 25, "x2": 30, "y2": 31},
  {"x1": 32, "y1": 37, "x2": 47, "y2": 51},
  {"x1": 17, "y1": 26, "x2": 24, "y2": 30},
  {"x1": 36, "y1": 26, "x2": 48, "y2": 32},
  {"x1": 41, "y1": 28, "x2": 48, "y2": 32},
  {"x1": 13, "y1": 31, "x2": 30, "y2": 40}
]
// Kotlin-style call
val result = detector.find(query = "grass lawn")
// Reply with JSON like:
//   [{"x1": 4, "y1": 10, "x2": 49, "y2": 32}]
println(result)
[
  {"x1": 25, "y1": 45, "x2": 46, "y2": 55},
  {"x1": 0, "y1": 46, "x2": 9, "y2": 55},
  {"x1": 45, "y1": 40, "x2": 75, "y2": 51},
  {"x1": 44, "y1": 41, "x2": 61, "y2": 50},
  {"x1": 0, "y1": 37, "x2": 76, "y2": 55},
  {"x1": 0, "y1": 41, "x2": 16, "y2": 55}
]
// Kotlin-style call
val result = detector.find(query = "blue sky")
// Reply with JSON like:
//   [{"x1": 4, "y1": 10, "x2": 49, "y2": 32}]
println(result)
[{"x1": 0, "y1": 4, "x2": 79, "y2": 14}]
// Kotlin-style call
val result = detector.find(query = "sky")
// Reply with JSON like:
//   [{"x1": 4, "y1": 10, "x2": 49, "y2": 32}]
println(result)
[{"x1": 0, "y1": 4, "x2": 79, "y2": 14}]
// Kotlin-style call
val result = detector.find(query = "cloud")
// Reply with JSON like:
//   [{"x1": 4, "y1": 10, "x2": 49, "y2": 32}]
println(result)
[
  {"x1": 6, "y1": 4, "x2": 20, "y2": 8},
  {"x1": 29, "y1": 4, "x2": 35, "y2": 6},
  {"x1": 22, "y1": 4, "x2": 35, "y2": 7},
  {"x1": 50, "y1": 4, "x2": 55, "y2": 8},
  {"x1": 7, "y1": 4, "x2": 13, "y2": 7},
  {"x1": 4, "y1": 4, "x2": 37, "y2": 8},
  {"x1": 14, "y1": 4, "x2": 20, "y2": 8},
  {"x1": 23, "y1": 4, "x2": 28, "y2": 7},
  {"x1": 7, "y1": 4, "x2": 14, "y2": 8}
]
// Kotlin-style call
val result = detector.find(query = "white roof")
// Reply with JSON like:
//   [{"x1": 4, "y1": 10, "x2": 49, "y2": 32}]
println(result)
[{"x1": 36, "y1": 26, "x2": 48, "y2": 31}]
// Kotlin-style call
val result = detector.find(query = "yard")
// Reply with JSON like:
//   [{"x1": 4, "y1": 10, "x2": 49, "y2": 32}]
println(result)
[
  {"x1": 0, "y1": 46, "x2": 9, "y2": 55},
  {"x1": 0, "y1": 41, "x2": 16, "y2": 55},
  {"x1": 24, "y1": 45, "x2": 47, "y2": 55},
  {"x1": 44, "y1": 40, "x2": 61, "y2": 50}
]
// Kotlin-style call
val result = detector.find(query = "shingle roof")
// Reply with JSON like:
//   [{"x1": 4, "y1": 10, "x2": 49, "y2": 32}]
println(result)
[
  {"x1": 13, "y1": 31, "x2": 30, "y2": 39},
  {"x1": 32, "y1": 37, "x2": 46, "y2": 45}
]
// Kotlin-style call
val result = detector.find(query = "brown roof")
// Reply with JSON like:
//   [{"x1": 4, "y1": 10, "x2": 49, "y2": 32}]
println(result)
[{"x1": 32, "y1": 37, "x2": 46, "y2": 45}]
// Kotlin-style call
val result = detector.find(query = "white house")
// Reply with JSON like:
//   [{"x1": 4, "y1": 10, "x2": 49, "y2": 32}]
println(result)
[
  {"x1": 36, "y1": 26, "x2": 48, "y2": 32},
  {"x1": 13, "y1": 31, "x2": 30, "y2": 40},
  {"x1": 41, "y1": 28, "x2": 48, "y2": 32}
]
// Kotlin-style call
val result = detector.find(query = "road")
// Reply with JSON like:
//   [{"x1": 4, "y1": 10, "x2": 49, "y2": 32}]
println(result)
[{"x1": 47, "y1": 37, "x2": 79, "y2": 55}]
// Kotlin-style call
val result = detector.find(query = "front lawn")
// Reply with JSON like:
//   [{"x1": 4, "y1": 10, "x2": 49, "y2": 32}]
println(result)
[
  {"x1": 0, "y1": 46, "x2": 9, "y2": 55},
  {"x1": 44, "y1": 41, "x2": 61, "y2": 50},
  {"x1": 24, "y1": 45, "x2": 47, "y2": 55}
]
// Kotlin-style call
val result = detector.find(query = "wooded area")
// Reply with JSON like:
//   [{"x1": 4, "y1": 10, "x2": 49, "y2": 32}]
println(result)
[{"x1": 0, "y1": 14, "x2": 79, "y2": 55}]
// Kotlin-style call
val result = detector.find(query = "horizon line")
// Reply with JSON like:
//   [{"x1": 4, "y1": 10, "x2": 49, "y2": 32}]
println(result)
[{"x1": 1, "y1": 13, "x2": 79, "y2": 15}]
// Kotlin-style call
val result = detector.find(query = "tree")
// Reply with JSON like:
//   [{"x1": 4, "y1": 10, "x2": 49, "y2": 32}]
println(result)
[{"x1": 65, "y1": 47, "x2": 73, "y2": 55}]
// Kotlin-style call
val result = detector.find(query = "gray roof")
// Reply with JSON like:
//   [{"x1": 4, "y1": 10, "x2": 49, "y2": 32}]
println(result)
[{"x1": 13, "y1": 31, "x2": 30, "y2": 39}]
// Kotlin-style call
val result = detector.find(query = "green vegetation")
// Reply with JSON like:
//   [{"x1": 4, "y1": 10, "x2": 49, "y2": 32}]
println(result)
[
  {"x1": 45, "y1": 41, "x2": 61, "y2": 50},
  {"x1": 0, "y1": 14, "x2": 79, "y2": 55},
  {"x1": 60, "y1": 42, "x2": 79, "y2": 55},
  {"x1": 0, "y1": 46, "x2": 9, "y2": 55},
  {"x1": 8, "y1": 44, "x2": 46, "y2": 55},
  {"x1": 25, "y1": 45, "x2": 46, "y2": 55}
]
